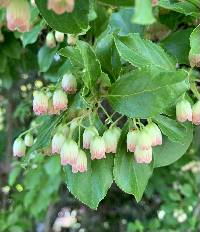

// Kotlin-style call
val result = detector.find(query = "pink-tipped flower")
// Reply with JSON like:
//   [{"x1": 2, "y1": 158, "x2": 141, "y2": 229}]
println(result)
[
  {"x1": 47, "y1": 0, "x2": 75, "y2": 14},
  {"x1": 192, "y1": 100, "x2": 200, "y2": 125},
  {"x1": 52, "y1": 132, "x2": 65, "y2": 154},
  {"x1": 60, "y1": 139, "x2": 78, "y2": 165},
  {"x1": 72, "y1": 149, "x2": 87, "y2": 173},
  {"x1": 127, "y1": 130, "x2": 139, "y2": 152},
  {"x1": 146, "y1": 123, "x2": 162, "y2": 146},
  {"x1": 137, "y1": 129, "x2": 152, "y2": 151},
  {"x1": 13, "y1": 137, "x2": 26, "y2": 157},
  {"x1": 90, "y1": 136, "x2": 106, "y2": 160},
  {"x1": 6, "y1": 0, "x2": 30, "y2": 32},
  {"x1": 46, "y1": 32, "x2": 56, "y2": 48},
  {"x1": 53, "y1": 89, "x2": 68, "y2": 111},
  {"x1": 48, "y1": 98, "x2": 60, "y2": 115},
  {"x1": 103, "y1": 126, "x2": 121, "y2": 153},
  {"x1": 61, "y1": 73, "x2": 77, "y2": 94},
  {"x1": 24, "y1": 133, "x2": 34, "y2": 147},
  {"x1": 83, "y1": 126, "x2": 98, "y2": 149},
  {"x1": 176, "y1": 99, "x2": 192, "y2": 122},
  {"x1": 55, "y1": 31, "x2": 64, "y2": 42},
  {"x1": 134, "y1": 147, "x2": 153, "y2": 164},
  {"x1": 33, "y1": 91, "x2": 48, "y2": 115}
]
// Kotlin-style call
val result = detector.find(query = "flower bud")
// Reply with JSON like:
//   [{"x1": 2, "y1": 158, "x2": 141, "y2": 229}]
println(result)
[
  {"x1": 146, "y1": 123, "x2": 162, "y2": 146},
  {"x1": 67, "y1": 34, "x2": 77, "y2": 45},
  {"x1": 55, "y1": 31, "x2": 64, "y2": 42},
  {"x1": 83, "y1": 126, "x2": 98, "y2": 149},
  {"x1": 46, "y1": 32, "x2": 56, "y2": 48},
  {"x1": 24, "y1": 133, "x2": 34, "y2": 147},
  {"x1": 192, "y1": 100, "x2": 200, "y2": 125},
  {"x1": 60, "y1": 139, "x2": 78, "y2": 165},
  {"x1": 33, "y1": 91, "x2": 48, "y2": 115},
  {"x1": 48, "y1": 0, "x2": 75, "y2": 14},
  {"x1": 90, "y1": 136, "x2": 106, "y2": 160},
  {"x1": 48, "y1": 98, "x2": 60, "y2": 115},
  {"x1": 56, "y1": 124, "x2": 70, "y2": 137},
  {"x1": 134, "y1": 147, "x2": 153, "y2": 164},
  {"x1": 72, "y1": 149, "x2": 87, "y2": 173},
  {"x1": 103, "y1": 127, "x2": 121, "y2": 153},
  {"x1": 6, "y1": 0, "x2": 30, "y2": 32},
  {"x1": 127, "y1": 130, "x2": 139, "y2": 152},
  {"x1": 61, "y1": 73, "x2": 77, "y2": 94},
  {"x1": 53, "y1": 89, "x2": 68, "y2": 111},
  {"x1": 13, "y1": 138, "x2": 26, "y2": 157},
  {"x1": 52, "y1": 132, "x2": 65, "y2": 154},
  {"x1": 176, "y1": 99, "x2": 192, "y2": 122},
  {"x1": 137, "y1": 129, "x2": 152, "y2": 151}
]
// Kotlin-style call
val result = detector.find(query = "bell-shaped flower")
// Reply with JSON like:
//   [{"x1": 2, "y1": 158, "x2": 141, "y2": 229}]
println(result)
[
  {"x1": 24, "y1": 133, "x2": 34, "y2": 147},
  {"x1": 55, "y1": 31, "x2": 64, "y2": 42},
  {"x1": 46, "y1": 31, "x2": 56, "y2": 48},
  {"x1": 146, "y1": 123, "x2": 162, "y2": 146},
  {"x1": 127, "y1": 130, "x2": 139, "y2": 152},
  {"x1": 52, "y1": 132, "x2": 65, "y2": 154},
  {"x1": 72, "y1": 149, "x2": 87, "y2": 173},
  {"x1": 13, "y1": 137, "x2": 26, "y2": 157},
  {"x1": 134, "y1": 147, "x2": 153, "y2": 164},
  {"x1": 6, "y1": 0, "x2": 30, "y2": 32},
  {"x1": 60, "y1": 139, "x2": 78, "y2": 165},
  {"x1": 176, "y1": 99, "x2": 192, "y2": 122},
  {"x1": 47, "y1": 0, "x2": 75, "y2": 15},
  {"x1": 137, "y1": 129, "x2": 152, "y2": 151},
  {"x1": 53, "y1": 89, "x2": 68, "y2": 111},
  {"x1": 103, "y1": 126, "x2": 121, "y2": 153},
  {"x1": 61, "y1": 73, "x2": 77, "y2": 94},
  {"x1": 83, "y1": 126, "x2": 98, "y2": 149},
  {"x1": 48, "y1": 98, "x2": 60, "y2": 115},
  {"x1": 90, "y1": 136, "x2": 106, "y2": 160},
  {"x1": 33, "y1": 91, "x2": 48, "y2": 115},
  {"x1": 192, "y1": 100, "x2": 200, "y2": 125}
]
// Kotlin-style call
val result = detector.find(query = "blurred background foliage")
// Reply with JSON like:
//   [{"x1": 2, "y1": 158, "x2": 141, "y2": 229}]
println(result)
[{"x1": 0, "y1": 0, "x2": 200, "y2": 231}]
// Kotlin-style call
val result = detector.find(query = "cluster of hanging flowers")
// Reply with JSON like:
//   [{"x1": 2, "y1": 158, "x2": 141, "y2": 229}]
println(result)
[
  {"x1": 47, "y1": 0, "x2": 75, "y2": 14},
  {"x1": 33, "y1": 73, "x2": 77, "y2": 116},
  {"x1": 0, "y1": 0, "x2": 31, "y2": 32},
  {"x1": 127, "y1": 122, "x2": 162, "y2": 164},
  {"x1": 176, "y1": 98, "x2": 200, "y2": 125},
  {"x1": 13, "y1": 133, "x2": 33, "y2": 157}
]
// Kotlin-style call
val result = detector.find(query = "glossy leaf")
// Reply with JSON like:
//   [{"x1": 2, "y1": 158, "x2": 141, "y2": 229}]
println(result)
[
  {"x1": 35, "y1": 0, "x2": 90, "y2": 34},
  {"x1": 108, "y1": 68, "x2": 189, "y2": 118},
  {"x1": 114, "y1": 33, "x2": 176, "y2": 71},
  {"x1": 154, "y1": 123, "x2": 193, "y2": 168}
]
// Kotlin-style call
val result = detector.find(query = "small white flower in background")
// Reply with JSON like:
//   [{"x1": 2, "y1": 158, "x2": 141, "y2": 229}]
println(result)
[
  {"x1": 24, "y1": 133, "x2": 34, "y2": 147},
  {"x1": 55, "y1": 31, "x2": 65, "y2": 43},
  {"x1": 13, "y1": 138, "x2": 26, "y2": 157},
  {"x1": 46, "y1": 31, "x2": 56, "y2": 48},
  {"x1": 173, "y1": 209, "x2": 187, "y2": 223},
  {"x1": 157, "y1": 210, "x2": 165, "y2": 220}
]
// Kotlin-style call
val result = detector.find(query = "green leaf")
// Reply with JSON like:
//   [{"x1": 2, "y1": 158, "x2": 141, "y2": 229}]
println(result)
[
  {"x1": 108, "y1": 68, "x2": 189, "y2": 118},
  {"x1": 22, "y1": 20, "x2": 45, "y2": 47},
  {"x1": 44, "y1": 156, "x2": 61, "y2": 176},
  {"x1": 98, "y1": 0, "x2": 133, "y2": 6},
  {"x1": 109, "y1": 7, "x2": 144, "y2": 35},
  {"x1": 0, "y1": 53, "x2": 7, "y2": 73},
  {"x1": 95, "y1": 34, "x2": 121, "y2": 79},
  {"x1": 161, "y1": 28, "x2": 193, "y2": 65},
  {"x1": 158, "y1": 0, "x2": 200, "y2": 17},
  {"x1": 189, "y1": 25, "x2": 200, "y2": 67},
  {"x1": 65, "y1": 155, "x2": 113, "y2": 209},
  {"x1": 154, "y1": 115, "x2": 187, "y2": 143},
  {"x1": 114, "y1": 126, "x2": 153, "y2": 202},
  {"x1": 38, "y1": 45, "x2": 57, "y2": 72},
  {"x1": 35, "y1": 0, "x2": 90, "y2": 34},
  {"x1": 8, "y1": 166, "x2": 21, "y2": 186},
  {"x1": 132, "y1": 0, "x2": 156, "y2": 25},
  {"x1": 28, "y1": 116, "x2": 62, "y2": 155},
  {"x1": 114, "y1": 33, "x2": 176, "y2": 71},
  {"x1": 154, "y1": 123, "x2": 193, "y2": 168},
  {"x1": 76, "y1": 40, "x2": 101, "y2": 90}
]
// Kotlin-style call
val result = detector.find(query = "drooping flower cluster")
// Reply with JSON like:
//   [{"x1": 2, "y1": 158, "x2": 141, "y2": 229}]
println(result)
[
  {"x1": 13, "y1": 133, "x2": 34, "y2": 157},
  {"x1": 32, "y1": 73, "x2": 77, "y2": 116},
  {"x1": 176, "y1": 99, "x2": 200, "y2": 125},
  {"x1": 127, "y1": 123, "x2": 162, "y2": 164},
  {"x1": 0, "y1": 0, "x2": 31, "y2": 32},
  {"x1": 46, "y1": 31, "x2": 65, "y2": 48},
  {"x1": 47, "y1": 0, "x2": 75, "y2": 14}
]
